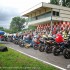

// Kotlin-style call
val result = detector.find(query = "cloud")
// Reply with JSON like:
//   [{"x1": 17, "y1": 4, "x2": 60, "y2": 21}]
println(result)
[
  {"x1": 0, "y1": 6, "x2": 20, "y2": 29},
  {"x1": 0, "y1": 0, "x2": 50, "y2": 29},
  {"x1": 0, "y1": 20, "x2": 11, "y2": 29}
]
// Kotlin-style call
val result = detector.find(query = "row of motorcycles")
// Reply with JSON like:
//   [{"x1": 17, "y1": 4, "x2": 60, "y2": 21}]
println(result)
[
  {"x1": 11, "y1": 34, "x2": 70, "y2": 59},
  {"x1": 34, "y1": 35, "x2": 70, "y2": 59}
]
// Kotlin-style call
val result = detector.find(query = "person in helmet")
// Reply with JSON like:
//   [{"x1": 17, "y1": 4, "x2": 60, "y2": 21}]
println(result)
[{"x1": 62, "y1": 30, "x2": 68, "y2": 40}]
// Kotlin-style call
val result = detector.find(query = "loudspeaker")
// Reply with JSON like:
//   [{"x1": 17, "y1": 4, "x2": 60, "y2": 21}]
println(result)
[{"x1": 0, "y1": 46, "x2": 8, "y2": 52}]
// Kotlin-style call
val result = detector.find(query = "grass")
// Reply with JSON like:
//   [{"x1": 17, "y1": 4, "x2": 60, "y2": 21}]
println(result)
[{"x1": 0, "y1": 44, "x2": 59, "y2": 70}]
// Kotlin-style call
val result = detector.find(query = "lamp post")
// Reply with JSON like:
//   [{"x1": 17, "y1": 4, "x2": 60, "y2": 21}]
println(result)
[{"x1": 50, "y1": 8, "x2": 53, "y2": 36}]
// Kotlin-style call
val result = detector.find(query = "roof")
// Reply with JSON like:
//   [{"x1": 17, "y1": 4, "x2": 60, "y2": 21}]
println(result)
[{"x1": 22, "y1": 2, "x2": 70, "y2": 16}]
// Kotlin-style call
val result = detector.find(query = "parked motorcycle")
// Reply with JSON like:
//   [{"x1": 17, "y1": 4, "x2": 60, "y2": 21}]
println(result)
[
  {"x1": 39, "y1": 38, "x2": 46, "y2": 52},
  {"x1": 63, "y1": 36, "x2": 70, "y2": 59},
  {"x1": 33, "y1": 43, "x2": 39, "y2": 50},
  {"x1": 53, "y1": 35, "x2": 70, "y2": 57},
  {"x1": 19, "y1": 39, "x2": 25, "y2": 47},
  {"x1": 13, "y1": 38, "x2": 20, "y2": 45},
  {"x1": 45, "y1": 39, "x2": 55, "y2": 53},
  {"x1": 52, "y1": 42, "x2": 64, "y2": 56},
  {"x1": 39, "y1": 43, "x2": 45, "y2": 52}
]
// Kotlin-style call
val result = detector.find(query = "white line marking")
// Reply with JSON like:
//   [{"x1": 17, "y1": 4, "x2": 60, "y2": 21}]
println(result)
[{"x1": 8, "y1": 47, "x2": 66, "y2": 70}]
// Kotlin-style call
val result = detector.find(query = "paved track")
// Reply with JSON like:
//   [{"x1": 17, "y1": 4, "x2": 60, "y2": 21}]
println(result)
[{"x1": 3, "y1": 42, "x2": 70, "y2": 70}]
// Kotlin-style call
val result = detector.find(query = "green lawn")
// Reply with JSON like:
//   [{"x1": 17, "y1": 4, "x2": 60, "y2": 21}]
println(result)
[{"x1": 0, "y1": 44, "x2": 59, "y2": 70}]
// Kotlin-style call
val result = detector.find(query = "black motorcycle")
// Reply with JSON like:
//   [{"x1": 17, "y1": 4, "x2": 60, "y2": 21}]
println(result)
[
  {"x1": 39, "y1": 37, "x2": 54, "y2": 52},
  {"x1": 45, "y1": 41, "x2": 54, "y2": 53},
  {"x1": 52, "y1": 42, "x2": 64, "y2": 56},
  {"x1": 63, "y1": 37, "x2": 70, "y2": 59},
  {"x1": 19, "y1": 39, "x2": 25, "y2": 47},
  {"x1": 39, "y1": 43, "x2": 45, "y2": 52},
  {"x1": 13, "y1": 38, "x2": 20, "y2": 45},
  {"x1": 53, "y1": 36, "x2": 70, "y2": 57},
  {"x1": 45, "y1": 38, "x2": 55, "y2": 53},
  {"x1": 39, "y1": 39, "x2": 46, "y2": 52}
]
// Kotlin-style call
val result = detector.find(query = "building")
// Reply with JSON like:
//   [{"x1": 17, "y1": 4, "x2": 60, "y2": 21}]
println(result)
[{"x1": 22, "y1": 2, "x2": 70, "y2": 34}]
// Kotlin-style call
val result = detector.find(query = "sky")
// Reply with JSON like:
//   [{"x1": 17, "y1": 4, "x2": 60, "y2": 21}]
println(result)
[{"x1": 0, "y1": 0, "x2": 50, "y2": 29}]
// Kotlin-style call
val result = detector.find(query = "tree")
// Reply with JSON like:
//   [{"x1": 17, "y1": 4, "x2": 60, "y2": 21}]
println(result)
[
  {"x1": 28, "y1": 26, "x2": 36, "y2": 30},
  {"x1": 4, "y1": 29, "x2": 12, "y2": 33},
  {"x1": 10, "y1": 16, "x2": 25, "y2": 33},
  {"x1": 50, "y1": 0, "x2": 59, "y2": 5},
  {"x1": 50, "y1": 0, "x2": 70, "y2": 8},
  {"x1": 0, "y1": 27, "x2": 4, "y2": 31},
  {"x1": 62, "y1": 0, "x2": 70, "y2": 7}
]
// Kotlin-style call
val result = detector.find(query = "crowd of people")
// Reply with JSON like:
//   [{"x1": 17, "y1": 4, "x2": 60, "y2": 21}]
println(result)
[
  {"x1": 0, "y1": 22, "x2": 70, "y2": 46},
  {"x1": 0, "y1": 27, "x2": 69, "y2": 47},
  {"x1": 0, "y1": 24, "x2": 70, "y2": 59}
]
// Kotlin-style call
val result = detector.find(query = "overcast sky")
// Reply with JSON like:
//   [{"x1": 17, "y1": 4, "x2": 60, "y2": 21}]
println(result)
[{"x1": 0, "y1": 0, "x2": 50, "y2": 29}]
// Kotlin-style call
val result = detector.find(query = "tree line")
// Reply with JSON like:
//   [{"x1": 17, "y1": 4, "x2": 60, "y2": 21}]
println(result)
[{"x1": 50, "y1": 0, "x2": 70, "y2": 7}]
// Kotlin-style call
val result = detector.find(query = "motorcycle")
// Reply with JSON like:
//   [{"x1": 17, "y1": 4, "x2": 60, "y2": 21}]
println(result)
[
  {"x1": 52, "y1": 42, "x2": 65, "y2": 56},
  {"x1": 39, "y1": 38, "x2": 46, "y2": 52},
  {"x1": 52, "y1": 33, "x2": 65, "y2": 56},
  {"x1": 19, "y1": 39, "x2": 25, "y2": 47},
  {"x1": 39, "y1": 37, "x2": 54, "y2": 52},
  {"x1": 63, "y1": 36, "x2": 70, "y2": 59},
  {"x1": 45, "y1": 39, "x2": 55, "y2": 53},
  {"x1": 53, "y1": 35, "x2": 70, "y2": 58},
  {"x1": 33, "y1": 43, "x2": 39, "y2": 50},
  {"x1": 13, "y1": 38, "x2": 20, "y2": 45}
]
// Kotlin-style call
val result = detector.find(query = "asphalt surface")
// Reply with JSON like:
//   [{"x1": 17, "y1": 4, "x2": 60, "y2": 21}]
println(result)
[{"x1": 1, "y1": 41, "x2": 70, "y2": 70}]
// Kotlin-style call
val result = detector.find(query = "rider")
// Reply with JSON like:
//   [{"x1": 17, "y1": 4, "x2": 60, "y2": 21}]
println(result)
[{"x1": 62, "y1": 30, "x2": 68, "y2": 40}]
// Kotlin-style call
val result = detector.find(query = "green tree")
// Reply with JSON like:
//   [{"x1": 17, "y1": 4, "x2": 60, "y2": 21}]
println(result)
[
  {"x1": 28, "y1": 26, "x2": 36, "y2": 30},
  {"x1": 4, "y1": 29, "x2": 12, "y2": 33},
  {"x1": 50, "y1": 0, "x2": 70, "y2": 7},
  {"x1": 0, "y1": 27, "x2": 4, "y2": 31},
  {"x1": 10, "y1": 16, "x2": 25, "y2": 33},
  {"x1": 62, "y1": 0, "x2": 70, "y2": 7},
  {"x1": 50, "y1": 0, "x2": 59, "y2": 5}
]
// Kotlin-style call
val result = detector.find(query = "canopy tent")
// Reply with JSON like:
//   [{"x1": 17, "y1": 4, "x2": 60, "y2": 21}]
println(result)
[{"x1": 0, "y1": 31, "x2": 5, "y2": 35}]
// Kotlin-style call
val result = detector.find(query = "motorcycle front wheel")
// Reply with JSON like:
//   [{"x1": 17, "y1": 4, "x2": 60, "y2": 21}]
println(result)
[
  {"x1": 63, "y1": 49, "x2": 70, "y2": 59},
  {"x1": 52, "y1": 47, "x2": 60, "y2": 56}
]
